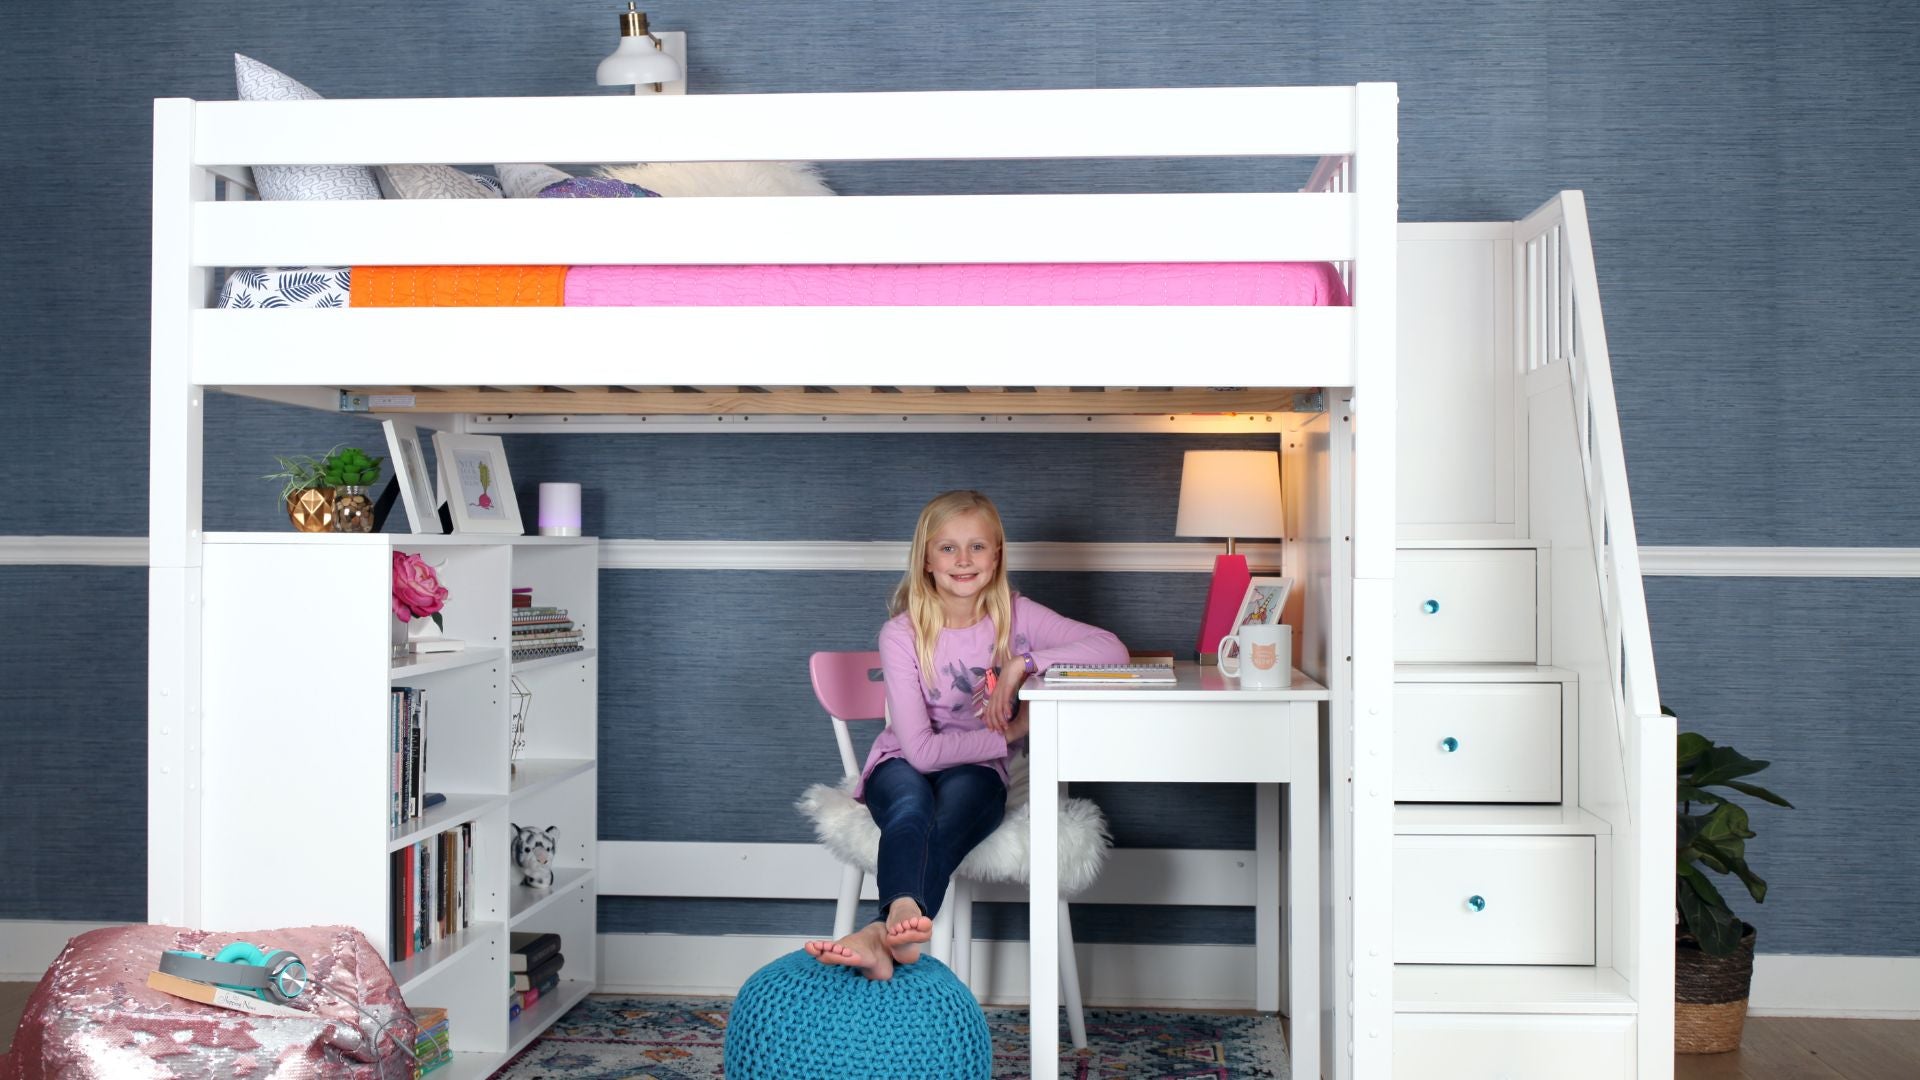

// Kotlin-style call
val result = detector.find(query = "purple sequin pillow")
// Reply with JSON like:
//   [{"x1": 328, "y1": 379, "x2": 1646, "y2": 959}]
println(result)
[{"x1": 535, "y1": 176, "x2": 662, "y2": 199}]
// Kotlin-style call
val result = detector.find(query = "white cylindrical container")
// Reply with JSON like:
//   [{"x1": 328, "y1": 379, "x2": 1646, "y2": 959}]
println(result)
[{"x1": 538, "y1": 482, "x2": 583, "y2": 536}]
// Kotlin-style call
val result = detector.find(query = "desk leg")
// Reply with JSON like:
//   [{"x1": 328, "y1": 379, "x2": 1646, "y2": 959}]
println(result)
[
  {"x1": 1256, "y1": 782, "x2": 1280, "y2": 1013},
  {"x1": 1288, "y1": 702, "x2": 1321, "y2": 1080},
  {"x1": 1028, "y1": 699, "x2": 1061, "y2": 1080}
]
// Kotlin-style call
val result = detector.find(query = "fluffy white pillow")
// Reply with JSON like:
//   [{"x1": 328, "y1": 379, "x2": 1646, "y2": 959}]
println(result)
[
  {"x1": 233, "y1": 54, "x2": 382, "y2": 201},
  {"x1": 595, "y1": 161, "x2": 834, "y2": 197}
]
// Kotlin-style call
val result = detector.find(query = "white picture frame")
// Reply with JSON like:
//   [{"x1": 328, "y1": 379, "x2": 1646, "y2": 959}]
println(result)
[
  {"x1": 1233, "y1": 576, "x2": 1293, "y2": 629},
  {"x1": 382, "y1": 419, "x2": 443, "y2": 535},
  {"x1": 431, "y1": 431, "x2": 523, "y2": 534}
]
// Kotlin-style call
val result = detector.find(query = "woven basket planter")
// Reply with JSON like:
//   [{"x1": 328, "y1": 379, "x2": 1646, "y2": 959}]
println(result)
[{"x1": 1675, "y1": 923, "x2": 1757, "y2": 1054}]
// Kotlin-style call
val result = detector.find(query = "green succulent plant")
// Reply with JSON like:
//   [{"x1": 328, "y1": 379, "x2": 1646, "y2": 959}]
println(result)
[
  {"x1": 1674, "y1": 710, "x2": 1793, "y2": 956},
  {"x1": 323, "y1": 446, "x2": 385, "y2": 489}
]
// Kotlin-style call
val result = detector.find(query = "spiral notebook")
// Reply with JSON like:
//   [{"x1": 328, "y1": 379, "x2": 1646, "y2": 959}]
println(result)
[{"x1": 1044, "y1": 662, "x2": 1177, "y2": 685}]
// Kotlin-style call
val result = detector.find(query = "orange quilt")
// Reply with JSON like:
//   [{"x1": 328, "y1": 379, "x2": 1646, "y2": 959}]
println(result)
[{"x1": 349, "y1": 265, "x2": 567, "y2": 307}]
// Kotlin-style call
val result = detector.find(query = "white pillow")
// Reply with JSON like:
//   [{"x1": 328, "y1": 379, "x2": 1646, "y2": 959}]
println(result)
[
  {"x1": 233, "y1": 54, "x2": 382, "y2": 201},
  {"x1": 595, "y1": 161, "x2": 834, "y2": 197}
]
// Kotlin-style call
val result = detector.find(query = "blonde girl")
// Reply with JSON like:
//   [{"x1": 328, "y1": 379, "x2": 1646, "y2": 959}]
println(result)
[{"x1": 805, "y1": 490, "x2": 1127, "y2": 980}]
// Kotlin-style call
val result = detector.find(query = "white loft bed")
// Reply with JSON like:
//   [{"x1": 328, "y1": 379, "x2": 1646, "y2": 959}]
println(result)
[{"x1": 149, "y1": 84, "x2": 1402, "y2": 1079}]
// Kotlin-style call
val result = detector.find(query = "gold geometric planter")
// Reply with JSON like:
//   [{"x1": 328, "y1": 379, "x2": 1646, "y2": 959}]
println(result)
[{"x1": 287, "y1": 487, "x2": 336, "y2": 532}]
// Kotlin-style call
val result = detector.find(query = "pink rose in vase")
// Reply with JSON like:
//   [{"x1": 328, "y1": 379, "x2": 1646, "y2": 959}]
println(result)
[{"x1": 393, "y1": 551, "x2": 449, "y2": 629}]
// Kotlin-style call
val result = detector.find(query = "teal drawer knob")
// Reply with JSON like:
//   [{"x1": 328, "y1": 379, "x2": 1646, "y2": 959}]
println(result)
[
  {"x1": 1467, "y1": 895, "x2": 1486, "y2": 913},
  {"x1": 1441, "y1": 737, "x2": 1459, "y2": 753},
  {"x1": 1422, "y1": 599, "x2": 1440, "y2": 614}
]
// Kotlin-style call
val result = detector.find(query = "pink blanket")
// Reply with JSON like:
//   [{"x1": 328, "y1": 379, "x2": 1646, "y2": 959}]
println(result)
[{"x1": 564, "y1": 262, "x2": 1348, "y2": 307}]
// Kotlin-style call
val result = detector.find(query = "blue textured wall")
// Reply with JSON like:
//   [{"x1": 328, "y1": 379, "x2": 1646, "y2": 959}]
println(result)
[{"x1": 3, "y1": 0, "x2": 1918, "y2": 955}]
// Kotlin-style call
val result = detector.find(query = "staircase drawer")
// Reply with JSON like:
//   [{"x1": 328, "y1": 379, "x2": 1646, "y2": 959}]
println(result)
[
  {"x1": 1394, "y1": 836, "x2": 1594, "y2": 964},
  {"x1": 1394, "y1": 684, "x2": 1560, "y2": 802},
  {"x1": 1396, "y1": 549, "x2": 1536, "y2": 662},
  {"x1": 1394, "y1": 1014, "x2": 1634, "y2": 1079}
]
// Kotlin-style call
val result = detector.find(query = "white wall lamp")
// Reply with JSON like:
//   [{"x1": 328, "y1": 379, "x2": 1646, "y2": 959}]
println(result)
[{"x1": 596, "y1": 3, "x2": 688, "y2": 95}]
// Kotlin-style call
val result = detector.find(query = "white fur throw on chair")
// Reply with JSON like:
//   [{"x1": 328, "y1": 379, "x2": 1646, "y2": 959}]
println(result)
[
  {"x1": 796, "y1": 752, "x2": 1111, "y2": 897},
  {"x1": 595, "y1": 161, "x2": 835, "y2": 198}
]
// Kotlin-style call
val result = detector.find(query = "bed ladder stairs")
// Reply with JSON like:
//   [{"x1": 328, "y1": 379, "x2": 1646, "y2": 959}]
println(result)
[{"x1": 1386, "y1": 192, "x2": 1673, "y2": 1080}]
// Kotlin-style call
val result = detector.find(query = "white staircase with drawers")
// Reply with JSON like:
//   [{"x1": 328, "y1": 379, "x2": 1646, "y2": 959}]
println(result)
[{"x1": 1385, "y1": 198, "x2": 1673, "y2": 1079}]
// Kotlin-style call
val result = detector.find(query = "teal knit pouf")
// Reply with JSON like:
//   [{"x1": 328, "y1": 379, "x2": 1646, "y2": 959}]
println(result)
[{"x1": 724, "y1": 950, "x2": 991, "y2": 1080}]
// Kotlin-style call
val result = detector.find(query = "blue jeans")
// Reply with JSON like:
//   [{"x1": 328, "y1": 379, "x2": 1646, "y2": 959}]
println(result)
[{"x1": 862, "y1": 757, "x2": 1007, "y2": 924}]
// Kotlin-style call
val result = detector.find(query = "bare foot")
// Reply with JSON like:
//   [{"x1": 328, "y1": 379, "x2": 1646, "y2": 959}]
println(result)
[
  {"x1": 804, "y1": 924, "x2": 895, "y2": 981},
  {"x1": 883, "y1": 914, "x2": 935, "y2": 965}
]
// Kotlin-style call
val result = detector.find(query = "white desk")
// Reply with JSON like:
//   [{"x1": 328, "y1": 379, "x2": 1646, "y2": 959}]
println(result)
[{"x1": 1021, "y1": 662, "x2": 1326, "y2": 1080}]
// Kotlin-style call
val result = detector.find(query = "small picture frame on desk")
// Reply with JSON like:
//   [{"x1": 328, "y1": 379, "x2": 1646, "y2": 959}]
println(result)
[
  {"x1": 1233, "y1": 576, "x2": 1293, "y2": 629},
  {"x1": 382, "y1": 419, "x2": 443, "y2": 535},
  {"x1": 432, "y1": 432, "x2": 523, "y2": 534}
]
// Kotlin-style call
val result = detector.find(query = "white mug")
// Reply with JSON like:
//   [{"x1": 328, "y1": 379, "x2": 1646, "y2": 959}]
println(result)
[{"x1": 1217, "y1": 623, "x2": 1292, "y2": 689}]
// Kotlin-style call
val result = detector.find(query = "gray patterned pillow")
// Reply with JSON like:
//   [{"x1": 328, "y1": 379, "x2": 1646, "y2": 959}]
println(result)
[
  {"x1": 234, "y1": 54, "x2": 382, "y2": 201},
  {"x1": 376, "y1": 164, "x2": 502, "y2": 200}
]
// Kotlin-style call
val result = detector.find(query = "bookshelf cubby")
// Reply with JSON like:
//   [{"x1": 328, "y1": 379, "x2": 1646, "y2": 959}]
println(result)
[{"x1": 198, "y1": 531, "x2": 597, "y2": 1077}]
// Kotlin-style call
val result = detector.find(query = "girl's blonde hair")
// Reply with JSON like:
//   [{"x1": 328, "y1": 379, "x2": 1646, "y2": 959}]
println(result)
[{"x1": 890, "y1": 490, "x2": 1013, "y2": 687}]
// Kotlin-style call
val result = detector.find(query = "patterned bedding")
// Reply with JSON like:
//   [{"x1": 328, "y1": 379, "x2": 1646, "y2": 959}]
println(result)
[{"x1": 218, "y1": 262, "x2": 1349, "y2": 309}]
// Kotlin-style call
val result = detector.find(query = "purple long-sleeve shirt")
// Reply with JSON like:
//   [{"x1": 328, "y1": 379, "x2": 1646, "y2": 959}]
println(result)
[{"x1": 854, "y1": 595, "x2": 1128, "y2": 799}]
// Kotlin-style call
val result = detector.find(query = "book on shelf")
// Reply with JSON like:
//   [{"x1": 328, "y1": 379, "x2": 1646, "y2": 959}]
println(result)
[
  {"x1": 390, "y1": 686, "x2": 430, "y2": 826},
  {"x1": 407, "y1": 638, "x2": 467, "y2": 655},
  {"x1": 411, "y1": 1005, "x2": 452, "y2": 1077},
  {"x1": 389, "y1": 823, "x2": 474, "y2": 962},
  {"x1": 512, "y1": 951, "x2": 565, "y2": 993},
  {"x1": 509, "y1": 931, "x2": 562, "y2": 973}
]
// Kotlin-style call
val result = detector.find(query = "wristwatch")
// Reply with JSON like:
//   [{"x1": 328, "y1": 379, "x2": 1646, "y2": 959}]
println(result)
[{"x1": 1021, "y1": 652, "x2": 1038, "y2": 676}]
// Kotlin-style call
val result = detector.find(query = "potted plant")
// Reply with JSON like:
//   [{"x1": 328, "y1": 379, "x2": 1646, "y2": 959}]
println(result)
[
  {"x1": 265, "y1": 451, "x2": 334, "y2": 532},
  {"x1": 323, "y1": 446, "x2": 385, "y2": 533},
  {"x1": 1673, "y1": 711, "x2": 1792, "y2": 1054}
]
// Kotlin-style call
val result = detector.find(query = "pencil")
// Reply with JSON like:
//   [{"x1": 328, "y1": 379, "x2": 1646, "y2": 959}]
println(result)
[{"x1": 1052, "y1": 670, "x2": 1139, "y2": 678}]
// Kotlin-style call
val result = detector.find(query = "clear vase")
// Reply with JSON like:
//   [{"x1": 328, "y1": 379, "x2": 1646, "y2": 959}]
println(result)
[
  {"x1": 392, "y1": 614, "x2": 410, "y2": 659},
  {"x1": 333, "y1": 485, "x2": 374, "y2": 532}
]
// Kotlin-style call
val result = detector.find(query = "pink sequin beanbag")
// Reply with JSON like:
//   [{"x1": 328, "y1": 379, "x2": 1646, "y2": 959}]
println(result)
[{"x1": 1, "y1": 923, "x2": 414, "y2": 1079}]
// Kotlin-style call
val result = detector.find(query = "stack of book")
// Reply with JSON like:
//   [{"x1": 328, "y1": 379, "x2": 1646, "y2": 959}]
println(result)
[
  {"x1": 390, "y1": 686, "x2": 430, "y2": 827},
  {"x1": 389, "y1": 823, "x2": 473, "y2": 963},
  {"x1": 410, "y1": 1006, "x2": 452, "y2": 1077},
  {"x1": 508, "y1": 931, "x2": 565, "y2": 1018},
  {"x1": 511, "y1": 590, "x2": 584, "y2": 662}
]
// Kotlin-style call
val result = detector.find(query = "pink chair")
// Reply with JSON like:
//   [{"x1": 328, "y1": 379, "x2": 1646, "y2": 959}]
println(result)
[{"x1": 799, "y1": 650, "x2": 1104, "y2": 1050}]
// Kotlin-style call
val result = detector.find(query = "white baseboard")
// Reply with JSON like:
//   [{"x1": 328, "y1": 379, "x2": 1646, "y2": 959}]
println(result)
[{"x1": 1747, "y1": 954, "x2": 1920, "y2": 1019}]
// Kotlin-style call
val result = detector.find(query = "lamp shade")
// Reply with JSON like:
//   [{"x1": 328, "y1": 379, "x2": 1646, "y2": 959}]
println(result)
[
  {"x1": 1174, "y1": 450, "x2": 1285, "y2": 540},
  {"x1": 597, "y1": 35, "x2": 682, "y2": 86}
]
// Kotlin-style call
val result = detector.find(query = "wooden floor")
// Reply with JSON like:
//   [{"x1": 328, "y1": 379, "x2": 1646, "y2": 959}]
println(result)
[{"x1": 0, "y1": 979, "x2": 1913, "y2": 1075}]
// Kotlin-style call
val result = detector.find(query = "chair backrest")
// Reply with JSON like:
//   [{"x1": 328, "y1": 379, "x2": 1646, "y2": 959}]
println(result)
[{"x1": 809, "y1": 650, "x2": 889, "y2": 779}]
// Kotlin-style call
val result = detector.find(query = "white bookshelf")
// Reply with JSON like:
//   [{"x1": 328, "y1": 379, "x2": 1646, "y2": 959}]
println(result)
[{"x1": 197, "y1": 531, "x2": 598, "y2": 1073}]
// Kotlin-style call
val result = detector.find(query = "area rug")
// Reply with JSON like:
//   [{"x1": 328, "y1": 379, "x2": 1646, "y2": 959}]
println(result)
[{"x1": 497, "y1": 995, "x2": 1291, "y2": 1079}]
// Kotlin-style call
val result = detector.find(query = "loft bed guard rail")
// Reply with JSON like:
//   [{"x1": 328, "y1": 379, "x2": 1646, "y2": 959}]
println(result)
[{"x1": 156, "y1": 84, "x2": 1398, "y2": 415}]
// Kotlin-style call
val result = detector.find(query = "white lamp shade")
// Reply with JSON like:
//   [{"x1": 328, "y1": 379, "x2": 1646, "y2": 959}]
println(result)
[
  {"x1": 539, "y1": 483, "x2": 583, "y2": 536},
  {"x1": 597, "y1": 37, "x2": 682, "y2": 86},
  {"x1": 1174, "y1": 450, "x2": 1285, "y2": 540}
]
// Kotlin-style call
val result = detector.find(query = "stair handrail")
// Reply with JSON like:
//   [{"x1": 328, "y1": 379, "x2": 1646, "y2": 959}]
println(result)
[{"x1": 1516, "y1": 191, "x2": 1664, "y2": 766}]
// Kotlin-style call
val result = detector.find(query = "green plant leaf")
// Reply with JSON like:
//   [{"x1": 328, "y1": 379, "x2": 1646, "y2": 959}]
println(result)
[
  {"x1": 1699, "y1": 802, "x2": 1755, "y2": 844},
  {"x1": 1677, "y1": 731, "x2": 1713, "y2": 768},
  {"x1": 430, "y1": 612, "x2": 444, "y2": 632},
  {"x1": 1677, "y1": 860, "x2": 1731, "y2": 914},
  {"x1": 1677, "y1": 785, "x2": 1729, "y2": 806},
  {"x1": 1662, "y1": 704, "x2": 1678, "y2": 717},
  {"x1": 1690, "y1": 834, "x2": 1743, "y2": 876},
  {"x1": 1690, "y1": 746, "x2": 1771, "y2": 787},
  {"x1": 1677, "y1": 884, "x2": 1746, "y2": 956},
  {"x1": 1720, "y1": 779, "x2": 1793, "y2": 809}
]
